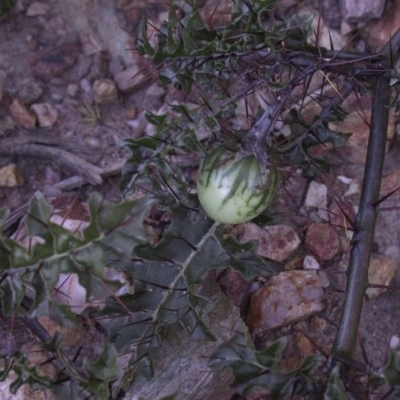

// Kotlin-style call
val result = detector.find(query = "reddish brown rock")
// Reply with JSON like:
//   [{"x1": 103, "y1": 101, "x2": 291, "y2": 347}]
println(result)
[
  {"x1": 246, "y1": 270, "x2": 325, "y2": 335},
  {"x1": 8, "y1": 99, "x2": 36, "y2": 130},
  {"x1": 235, "y1": 223, "x2": 301, "y2": 262},
  {"x1": 216, "y1": 269, "x2": 251, "y2": 309},
  {"x1": 305, "y1": 223, "x2": 340, "y2": 261}
]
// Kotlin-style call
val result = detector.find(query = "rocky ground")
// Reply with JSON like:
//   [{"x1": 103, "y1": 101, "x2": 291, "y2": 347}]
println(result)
[{"x1": 1, "y1": 0, "x2": 400, "y2": 399}]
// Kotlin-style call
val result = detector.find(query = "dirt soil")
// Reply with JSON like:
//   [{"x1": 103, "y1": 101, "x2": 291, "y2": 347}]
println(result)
[{"x1": 1, "y1": 0, "x2": 400, "y2": 398}]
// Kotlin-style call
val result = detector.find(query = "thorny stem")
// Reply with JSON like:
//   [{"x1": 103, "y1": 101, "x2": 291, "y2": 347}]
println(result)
[
  {"x1": 331, "y1": 71, "x2": 391, "y2": 361},
  {"x1": 242, "y1": 50, "x2": 387, "y2": 167},
  {"x1": 243, "y1": 65, "x2": 316, "y2": 166},
  {"x1": 330, "y1": 28, "x2": 400, "y2": 371}
]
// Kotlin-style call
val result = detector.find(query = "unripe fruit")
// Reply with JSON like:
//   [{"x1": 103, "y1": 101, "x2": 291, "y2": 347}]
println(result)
[{"x1": 197, "y1": 149, "x2": 279, "y2": 224}]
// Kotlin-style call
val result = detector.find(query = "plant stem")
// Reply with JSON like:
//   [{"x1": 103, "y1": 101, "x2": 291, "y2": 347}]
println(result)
[{"x1": 332, "y1": 72, "x2": 391, "y2": 359}]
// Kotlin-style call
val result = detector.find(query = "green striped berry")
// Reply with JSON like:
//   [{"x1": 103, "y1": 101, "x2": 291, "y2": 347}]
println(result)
[{"x1": 197, "y1": 149, "x2": 279, "y2": 224}]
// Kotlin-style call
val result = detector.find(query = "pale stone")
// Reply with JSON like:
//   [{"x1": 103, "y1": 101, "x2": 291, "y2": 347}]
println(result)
[
  {"x1": 390, "y1": 335, "x2": 400, "y2": 349},
  {"x1": 344, "y1": 181, "x2": 361, "y2": 197},
  {"x1": 66, "y1": 83, "x2": 79, "y2": 97},
  {"x1": 145, "y1": 83, "x2": 166, "y2": 98},
  {"x1": 26, "y1": 1, "x2": 50, "y2": 16},
  {"x1": 93, "y1": 79, "x2": 118, "y2": 103},
  {"x1": 79, "y1": 31, "x2": 103, "y2": 56},
  {"x1": 114, "y1": 65, "x2": 149, "y2": 93},
  {"x1": 337, "y1": 175, "x2": 352, "y2": 184},
  {"x1": 31, "y1": 103, "x2": 58, "y2": 128},
  {"x1": 303, "y1": 255, "x2": 320, "y2": 270},
  {"x1": 305, "y1": 181, "x2": 328, "y2": 220},
  {"x1": 340, "y1": 0, "x2": 385, "y2": 24},
  {"x1": 0, "y1": 164, "x2": 24, "y2": 187},
  {"x1": 366, "y1": 257, "x2": 397, "y2": 299}
]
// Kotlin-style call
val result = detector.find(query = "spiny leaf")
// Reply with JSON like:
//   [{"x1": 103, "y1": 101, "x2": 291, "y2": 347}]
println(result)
[
  {"x1": 0, "y1": 194, "x2": 155, "y2": 396},
  {"x1": 324, "y1": 365, "x2": 355, "y2": 400},
  {"x1": 210, "y1": 320, "x2": 320, "y2": 398},
  {"x1": 25, "y1": 192, "x2": 53, "y2": 238},
  {"x1": 82, "y1": 343, "x2": 122, "y2": 397},
  {"x1": 100, "y1": 203, "x2": 276, "y2": 381},
  {"x1": 8, "y1": 354, "x2": 53, "y2": 394},
  {"x1": 380, "y1": 349, "x2": 400, "y2": 386}
]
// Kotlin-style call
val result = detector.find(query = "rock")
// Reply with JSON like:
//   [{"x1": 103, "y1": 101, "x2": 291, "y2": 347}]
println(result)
[
  {"x1": 92, "y1": 79, "x2": 118, "y2": 103},
  {"x1": 295, "y1": 331, "x2": 315, "y2": 359},
  {"x1": 310, "y1": 316, "x2": 327, "y2": 332},
  {"x1": 321, "y1": 0, "x2": 341, "y2": 29},
  {"x1": 280, "y1": 171, "x2": 308, "y2": 208},
  {"x1": 329, "y1": 200, "x2": 355, "y2": 235},
  {"x1": 79, "y1": 31, "x2": 103, "y2": 56},
  {"x1": 0, "y1": 378, "x2": 57, "y2": 400},
  {"x1": 8, "y1": 99, "x2": 37, "y2": 130},
  {"x1": 340, "y1": 0, "x2": 385, "y2": 24},
  {"x1": 381, "y1": 170, "x2": 400, "y2": 201},
  {"x1": 385, "y1": 245, "x2": 400, "y2": 260},
  {"x1": 235, "y1": 223, "x2": 301, "y2": 262},
  {"x1": 114, "y1": 64, "x2": 150, "y2": 94},
  {"x1": 145, "y1": 82, "x2": 166, "y2": 98},
  {"x1": 362, "y1": 0, "x2": 400, "y2": 51},
  {"x1": 86, "y1": 52, "x2": 109, "y2": 82},
  {"x1": 308, "y1": 11, "x2": 347, "y2": 50},
  {"x1": 30, "y1": 103, "x2": 58, "y2": 128},
  {"x1": 284, "y1": 255, "x2": 303, "y2": 270},
  {"x1": 305, "y1": 223, "x2": 340, "y2": 261},
  {"x1": 0, "y1": 116, "x2": 16, "y2": 132},
  {"x1": 26, "y1": 1, "x2": 50, "y2": 16},
  {"x1": 73, "y1": 55, "x2": 93, "y2": 81},
  {"x1": 216, "y1": 268, "x2": 251, "y2": 309},
  {"x1": 344, "y1": 180, "x2": 361, "y2": 197},
  {"x1": 326, "y1": 256, "x2": 349, "y2": 290},
  {"x1": 330, "y1": 109, "x2": 395, "y2": 163},
  {"x1": 6, "y1": 77, "x2": 44, "y2": 105},
  {"x1": 125, "y1": 279, "x2": 238, "y2": 400},
  {"x1": 390, "y1": 335, "x2": 400, "y2": 349},
  {"x1": 366, "y1": 257, "x2": 397, "y2": 299},
  {"x1": 66, "y1": 83, "x2": 79, "y2": 97},
  {"x1": 305, "y1": 181, "x2": 328, "y2": 220},
  {"x1": 341, "y1": 20, "x2": 355, "y2": 36},
  {"x1": 0, "y1": 164, "x2": 24, "y2": 187},
  {"x1": 246, "y1": 270, "x2": 325, "y2": 335},
  {"x1": 32, "y1": 42, "x2": 80, "y2": 82},
  {"x1": 303, "y1": 255, "x2": 320, "y2": 270},
  {"x1": 337, "y1": 175, "x2": 353, "y2": 185}
]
